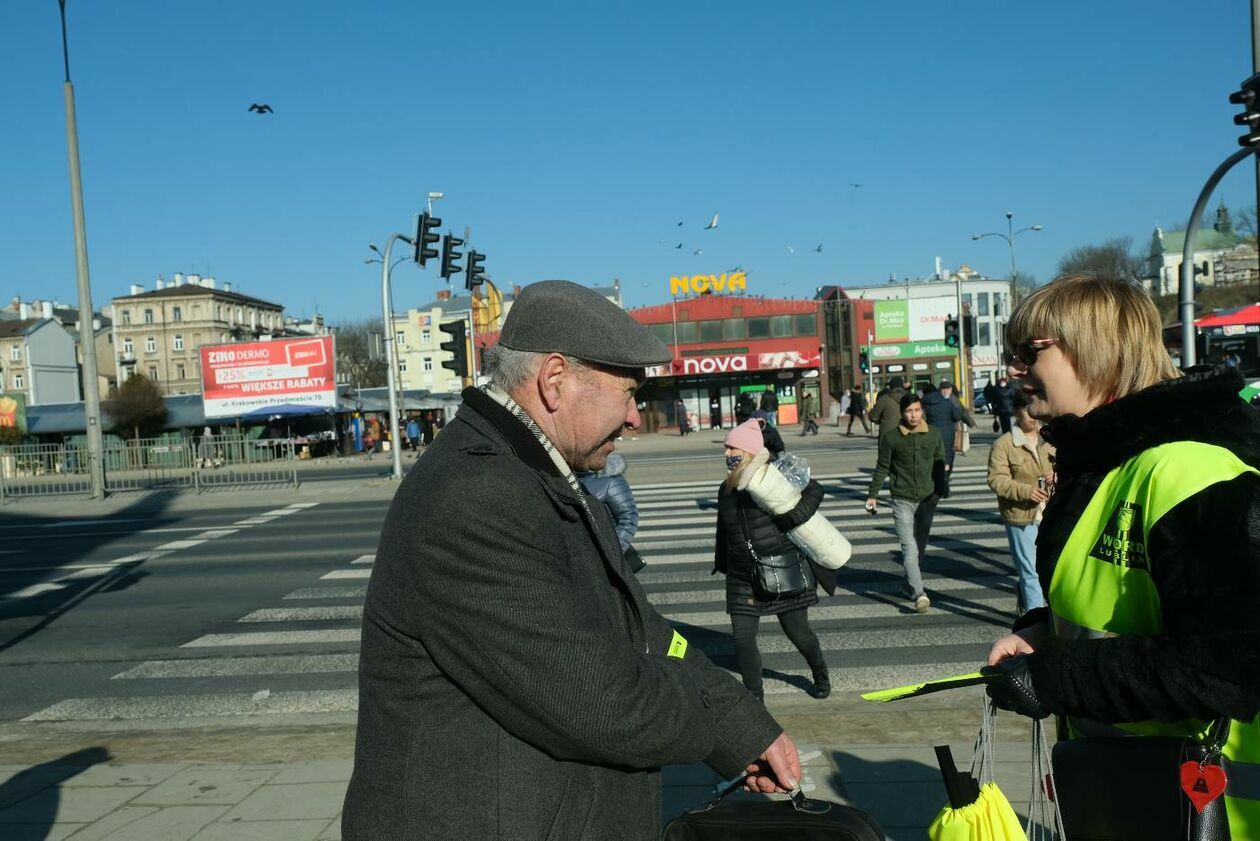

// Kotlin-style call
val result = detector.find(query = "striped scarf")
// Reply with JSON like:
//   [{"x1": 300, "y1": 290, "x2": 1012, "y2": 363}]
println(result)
[{"x1": 481, "y1": 385, "x2": 585, "y2": 497}]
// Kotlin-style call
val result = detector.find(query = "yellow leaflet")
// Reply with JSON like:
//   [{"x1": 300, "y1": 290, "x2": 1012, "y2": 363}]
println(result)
[{"x1": 667, "y1": 630, "x2": 688, "y2": 659}]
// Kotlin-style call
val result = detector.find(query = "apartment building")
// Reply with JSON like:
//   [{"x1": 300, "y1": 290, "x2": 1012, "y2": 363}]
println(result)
[
  {"x1": 0, "y1": 318, "x2": 81, "y2": 405},
  {"x1": 111, "y1": 274, "x2": 285, "y2": 396}
]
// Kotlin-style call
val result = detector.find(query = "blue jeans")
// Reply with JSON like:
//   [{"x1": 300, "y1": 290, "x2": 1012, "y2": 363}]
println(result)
[
  {"x1": 1005, "y1": 522, "x2": 1046, "y2": 611},
  {"x1": 890, "y1": 496, "x2": 938, "y2": 598}
]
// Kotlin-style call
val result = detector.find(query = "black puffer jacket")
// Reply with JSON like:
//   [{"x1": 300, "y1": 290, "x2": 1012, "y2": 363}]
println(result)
[
  {"x1": 714, "y1": 480, "x2": 824, "y2": 616},
  {"x1": 1015, "y1": 365, "x2": 1260, "y2": 725}
]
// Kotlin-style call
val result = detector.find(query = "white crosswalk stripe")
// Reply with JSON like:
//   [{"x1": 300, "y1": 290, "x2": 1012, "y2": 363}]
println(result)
[{"x1": 21, "y1": 465, "x2": 1019, "y2": 722}]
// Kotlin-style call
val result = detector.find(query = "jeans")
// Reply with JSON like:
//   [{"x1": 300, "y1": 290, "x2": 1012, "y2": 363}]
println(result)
[
  {"x1": 890, "y1": 496, "x2": 938, "y2": 598},
  {"x1": 1005, "y1": 522, "x2": 1046, "y2": 611},
  {"x1": 846, "y1": 413, "x2": 871, "y2": 434},
  {"x1": 730, "y1": 609, "x2": 826, "y2": 692}
]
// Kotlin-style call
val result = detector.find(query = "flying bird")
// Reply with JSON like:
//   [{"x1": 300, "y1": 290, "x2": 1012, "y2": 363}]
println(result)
[
  {"x1": 815, "y1": 244, "x2": 823, "y2": 253},
  {"x1": 850, "y1": 183, "x2": 862, "y2": 188},
  {"x1": 693, "y1": 249, "x2": 703, "y2": 256},
  {"x1": 675, "y1": 242, "x2": 683, "y2": 249},
  {"x1": 248, "y1": 103, "x2": 274, "y2": 114},
  {"x1": 786, "y1": 245, "x2": 795, "y2": 255},
  {"x1": 704, "y1": 213, "x2": 719, "y2": 230},
  {"x1": 676, "y1": 220, "x2": 683, "y2": 226}
]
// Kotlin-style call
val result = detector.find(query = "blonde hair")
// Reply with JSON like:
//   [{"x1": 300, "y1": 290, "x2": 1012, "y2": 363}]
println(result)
[{"x1": 1005, "y1": 273, "x2": 1179, "y2": 402}]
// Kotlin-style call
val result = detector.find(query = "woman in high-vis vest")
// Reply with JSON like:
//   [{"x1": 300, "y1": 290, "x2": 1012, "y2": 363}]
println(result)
[{"x1": 981, "y1": 273, "x2": 1260, "y2": 836}]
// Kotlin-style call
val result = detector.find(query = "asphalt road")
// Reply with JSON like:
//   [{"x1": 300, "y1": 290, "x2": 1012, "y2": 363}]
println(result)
[{"x1": 0, "y1": 427, "x2": 1013, "y2": 762}]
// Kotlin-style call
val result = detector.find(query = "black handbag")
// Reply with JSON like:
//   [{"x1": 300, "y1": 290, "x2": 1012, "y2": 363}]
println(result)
[
  {"x1": 1050, "y1": 719, "x2": 1232, "y2": 841},
  {"x1": 664, "y1": 786, "x2": 885, "y2": 841},
  {"x1": 739, "y1": 507, "x2": 814, "y2": 599}
]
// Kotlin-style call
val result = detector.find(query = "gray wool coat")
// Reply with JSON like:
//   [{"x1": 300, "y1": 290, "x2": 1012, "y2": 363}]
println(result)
[{"x1": 342, "y1": 388, "x2": 781, "y2": 841}]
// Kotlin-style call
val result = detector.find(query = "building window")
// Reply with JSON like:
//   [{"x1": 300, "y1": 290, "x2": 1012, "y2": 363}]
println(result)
[
  {"x1": 961, "y1": 293, "x2": 973, "y2": 314},
  {"x1": 396, "y1": 330, "x2": 406, "y2": 347},
  {"x1": 698, "y1": 320, "x2": 723, "y2": 342},
  {"x1": 675, "y1": 321, "x2": 697, "y2": 343},
  {"x1": 172, "y1": 306, "x2": 182, "y2": 321},
  {"x1": 648, "y1": 323, "x2": 673, "y2": 345},
  {"x1": 145, "y1": 336, "x2": 156, "y2": 353},
  {"x1": 144, "y1": 308, "x2": 154, "y2": 324},
  {"x1": 978, "y1": 322, "x2": 992, "y2": 346},
  {"x1": 722, "y1": 318, "x2": 746, "y2": 340},
  {"x1": 175, "y1": 363, "x2": 185, "y2": 380},
  {"x1": 421, "y1": 328, "x2": 431, "y2": 344},
  {"x1": 173, "y1": 334, "x2": 184, "y2": 351},
  {"x1": 793, "y1": 313, "x2": 817, "y2": 336},
  {"x1": 770, "y1": 315, "x2": 792, "y2": 338},
  {"x1": 148, "y1": 366, "x2": 158, "y2": 381},
  {"x1": 13, "y1": 374, "x2": 23, "y2": 390},
  {"x1": 747, "y1": 317, "x2": 771, "y2": 339},
  {"x1": 992, "y1": 293, "x2": 1005, "y2": 318},
  {"x1": 423, "y1": 357, "x2": 433, "y2": 372},
  {"x1": 121, "y1": 309, "x2": 131, "y2": 325},
  {"x1": 9, "y1": 345, "x2": 20, "y2": 361},
  {"x1": 122, "y1": 338, "x2": 134, "y2": 356},
  {"x1": 217, "y1": 305, "x2": 224, "y2": 320},
  {"x1": 977, "y1": 293, "x2": 990, "y2": 316},
  {"x1": 236, "y1": 307, "x2": 243, "y2": 322}
]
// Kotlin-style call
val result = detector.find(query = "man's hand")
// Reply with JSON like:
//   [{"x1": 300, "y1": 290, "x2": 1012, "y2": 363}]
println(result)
[
  {"x1": 987, "y1": 631, "x2": 1037, "y2": 666},
  {"x1": 742, "y1": 731, "x2": 801, "y2": 794},
  {"x1": 1029, "y1": 486, "x2": 1049, "y2": 504},
  {"x1": 865, "y1": 498, "x2": 877, "y2": 515}
]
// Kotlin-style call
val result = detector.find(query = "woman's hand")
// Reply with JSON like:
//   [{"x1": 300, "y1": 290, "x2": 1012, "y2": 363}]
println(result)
[{"x1": 987, "y1": 634, "x2": 1034, "y2": 666}]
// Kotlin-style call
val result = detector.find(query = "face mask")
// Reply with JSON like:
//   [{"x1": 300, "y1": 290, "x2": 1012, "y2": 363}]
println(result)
[{"x1": 726, "y1": 455, "x2": 744, "y2": 472}]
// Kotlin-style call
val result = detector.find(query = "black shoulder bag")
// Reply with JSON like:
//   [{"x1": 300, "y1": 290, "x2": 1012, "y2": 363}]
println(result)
[{"x1": 738, "y1": 504, "x2": 813, "y2": 599}]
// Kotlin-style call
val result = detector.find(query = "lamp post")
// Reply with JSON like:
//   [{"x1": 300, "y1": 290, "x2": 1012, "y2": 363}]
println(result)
[
  {"x1": 370, "y1": 238, "x2": 413, "y2": 481},
  {"x1": 971, "y1": 211, "x2": 1043, "y2": 283},
  {"x1": 57, "y1": 0, "x2": 106, "y2": 498}
]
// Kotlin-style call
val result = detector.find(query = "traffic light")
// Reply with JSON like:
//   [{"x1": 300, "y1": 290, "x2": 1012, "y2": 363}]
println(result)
[
  {"x1": 439, "y1": 320, "x2": 468, "y2": 378},
  {"x1": 1230, "y1": 73, "x2": 1260, "y2": 146},
  {"x1": 414, "y1": 211, "x2": 441, "y2": 266},
  {"x1": 465, "y1": 250, "x2": 487, "y2": 291},
  {"x1": 944, "y1": 316, "x2": 960, "y2": 348},
  {"x1": 859, "y1": 351, "x2": 869, "y2": 373},
  {"x1": 963, "y1": 314, "x2": 978, "y2": 347},
  {"x1": 440, "y1": 234, "x2": 465, "y2": 280}
]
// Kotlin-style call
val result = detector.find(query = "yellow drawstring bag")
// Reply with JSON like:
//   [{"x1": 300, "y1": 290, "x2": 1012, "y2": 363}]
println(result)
[{"x1": 928, "y1": 781, "x2": 1026, "y2": 841}]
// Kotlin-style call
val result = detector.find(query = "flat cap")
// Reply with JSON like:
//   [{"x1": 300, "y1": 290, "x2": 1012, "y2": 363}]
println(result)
[
  {"x1": 497, "y1": 280, "x2": 671, "y2": 367},
  {"x1": 938, "y1": 379, "x2": 954, "y2": 388}
]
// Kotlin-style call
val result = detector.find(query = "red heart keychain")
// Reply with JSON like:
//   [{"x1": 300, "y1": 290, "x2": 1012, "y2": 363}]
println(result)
[{"x1": 1180, "y1": 761, "x2": 1228, "y2": 813}]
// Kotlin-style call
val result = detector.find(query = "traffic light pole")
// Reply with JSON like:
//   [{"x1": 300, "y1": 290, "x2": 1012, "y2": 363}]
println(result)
[
  {"x1": 1179, "y1": 146, "x2": 1256, "y2": 366},
  {"x1": 380, "y1": 233, "x2": 409, "y2": 481}
]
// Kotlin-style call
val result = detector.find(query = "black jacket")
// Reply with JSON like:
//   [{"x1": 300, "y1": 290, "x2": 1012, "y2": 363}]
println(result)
[
  {"x1": 344, "y1": 388, "x2": 781, "y2": 841},
  {"x1": 1019, "y1": 366, "x2": 1260, "y2": 725},
  {"x1": 714, "y1": 480, "x2": 824, "y2": 616}
]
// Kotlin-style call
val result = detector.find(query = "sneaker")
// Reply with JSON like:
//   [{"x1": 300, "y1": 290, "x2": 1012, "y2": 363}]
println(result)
[
  {"x1": 914, "y1": 594, "x2": 931, "y2": 613},
  {"x1": 810, "y1": 668, "x2": 831, "y2": 699}
]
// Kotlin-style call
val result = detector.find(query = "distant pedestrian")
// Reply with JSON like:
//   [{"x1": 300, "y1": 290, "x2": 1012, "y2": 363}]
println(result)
[
  {"x1": 845, "y1": 385, "x2": 871, "y2": 436},
  {"x1": 577, "y1": 453, "x2": 643, "y2": 571},
  {"x1": 991, "y1": 376, "x2": 1017, "y2": 433},
  {"x1": 865, "y1": 393, "x2": 948, "y2": 613},
  {"x1": 986, "y1": 393, "x2": 1053, "y2": 614},
  {"x1": 760, "y1": 388, "x2": 779, "y2": 426},
  {"x1": 709, "y1": 395, "x2": 723, "y2": 429},
  {"x1": 405, "y1": 417, "x2": 421, "y2": 451},
  {"x1": 798, "y1": 393, "x2": 819, "y2": 436},
  {"x1": 922, "y1": 379, "x2": 974, "y2": 475},
  {"x1": 736, "y1": 391, "x2": 758, "y2": 422},
  {"x1": 867, "y1": 376, "x2": 907, "y2": 437},
  {"x1": 199, "y1": 425, "x2": 215, "y2": 468},
  {"x1": 715, "y1": 419, "x2": 829, "y2": 701},
  {"x1": 675, "y1": 398, "x2": 691, "y2": 435}
]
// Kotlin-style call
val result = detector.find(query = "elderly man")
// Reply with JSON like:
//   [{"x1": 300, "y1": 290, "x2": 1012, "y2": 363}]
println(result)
[{"x1": 343, "y1": 281, "x2": 799, "y2": 841}]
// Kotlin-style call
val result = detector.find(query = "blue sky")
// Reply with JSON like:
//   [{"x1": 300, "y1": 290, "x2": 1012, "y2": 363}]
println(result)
[{"x1": 2, "y1": 0, "x2": 1257, "y2": 321}]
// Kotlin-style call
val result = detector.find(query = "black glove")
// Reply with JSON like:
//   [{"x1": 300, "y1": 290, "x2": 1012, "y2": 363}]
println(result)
[{"x1": 982, "y1": 655, "x2": 1050, "y2": 719}]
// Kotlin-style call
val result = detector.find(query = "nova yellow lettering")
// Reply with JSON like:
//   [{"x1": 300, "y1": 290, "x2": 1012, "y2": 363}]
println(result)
[
  {"x1": 711, "y1": 273, "x2": 728, "y2": 291},
  {"x1": 670, "y1": 276, "x2": 690, "y2": 295},
  {"x1": 729, "y1": 271, "x2": 747, "y2": 292},
  {"x1": 691, "y1": 275, "x2": 711, "y2": 293}
]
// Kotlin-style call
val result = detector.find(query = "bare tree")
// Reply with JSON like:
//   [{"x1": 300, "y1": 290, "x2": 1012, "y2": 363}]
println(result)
[
  {"x1": 335, "y1": 320, "x2": 389, "y2": 389},
  {"x1": 1056, "y1": 237, "x2": 1146, "y2": 281},
  {"x1": 105, "y1": 374, "x2": 168, "y2": 439},
  {"x1": 1010, "y1": 270, "x2": 1039, "y2": 303},
  {"x1": 1234, "y1": 205, "x2": 1258, "y2": 247}
]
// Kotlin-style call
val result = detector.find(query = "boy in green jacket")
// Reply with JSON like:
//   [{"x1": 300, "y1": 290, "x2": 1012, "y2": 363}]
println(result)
[{"x1": 865, "y1": 393, "x2": 947, "y2": 613}]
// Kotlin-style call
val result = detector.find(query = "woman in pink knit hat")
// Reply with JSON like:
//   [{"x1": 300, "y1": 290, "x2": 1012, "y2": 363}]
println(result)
[{"x1": 713, "y1": 419, "x2": 829, "y2": 701}]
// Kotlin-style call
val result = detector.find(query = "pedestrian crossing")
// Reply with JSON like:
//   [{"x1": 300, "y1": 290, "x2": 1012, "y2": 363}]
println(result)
[{"x1": 20, "y1": 464, "x2": 1019, "y2": 723}]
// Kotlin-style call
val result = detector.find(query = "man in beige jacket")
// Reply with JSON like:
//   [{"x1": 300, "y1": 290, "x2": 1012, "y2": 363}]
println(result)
[{"x1": 985, "y1": 393, "x2": 1054, "y2": 613}]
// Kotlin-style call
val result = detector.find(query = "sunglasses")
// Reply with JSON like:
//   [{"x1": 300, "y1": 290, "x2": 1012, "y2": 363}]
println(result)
[{"x1": 1002, "y1": 339, "x2": 1057, "y2": 367}]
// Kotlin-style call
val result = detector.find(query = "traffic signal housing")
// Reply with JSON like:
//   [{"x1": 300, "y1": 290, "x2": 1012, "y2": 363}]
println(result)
[
  {"x1": 944, "y1": 316, "x2": 960, "y2": 349},
  {"x1": 465, "y1": 250, "x2": 487, "y2": 291},
  {"x1": 963, "y1": 314, "x2": 978, "y2": 347},
  {"x1": 439, "y1": 320, "x2": 469, "y2": 378},
  {"x1": 859, "y1": 351, "x2": 870, "y2": 373},
  {"x1": 414, "y1": 212, "x2": 442, "y2": 266},
  {"x1": 440, "y1": 234, "x2": 465, "y2": 280},
  {"x1": 1230, "y1": 73, "x2": 1260, "y2": 146}
]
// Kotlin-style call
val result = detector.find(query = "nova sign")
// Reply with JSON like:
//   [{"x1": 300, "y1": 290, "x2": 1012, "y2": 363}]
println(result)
[{"x1": 670, "y1": 272, "x2": 748, "y2": 295}]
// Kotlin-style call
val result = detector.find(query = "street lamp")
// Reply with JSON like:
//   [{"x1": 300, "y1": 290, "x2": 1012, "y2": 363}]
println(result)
[
  {"x1": 369, "y1": 237, "x2": 414, "y2": 481},
  {"x1": 971, "y1": 211, "x2": 1043, "y2": 282},
  {"x1": 57, "y1": 0, "x2": 106, "y2": 498}
]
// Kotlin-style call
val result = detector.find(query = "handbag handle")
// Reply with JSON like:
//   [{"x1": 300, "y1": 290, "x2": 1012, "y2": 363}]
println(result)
[{"x1": 700, "y1": 777, "x2": 831, "y2": 815}]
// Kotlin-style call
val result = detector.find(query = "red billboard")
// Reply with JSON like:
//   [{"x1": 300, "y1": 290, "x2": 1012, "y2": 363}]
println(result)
[{"x1": 200, "y1": 336, "x2": 336, "y2": 418}]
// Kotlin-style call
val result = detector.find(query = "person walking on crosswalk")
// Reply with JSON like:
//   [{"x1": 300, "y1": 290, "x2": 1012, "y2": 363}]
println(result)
[
  {"x1": 865, "y1": 393, "x2": 949, "y2": 613},
  {"x1": 714, "y1": 419, "x2": 830, "y2": 701}
]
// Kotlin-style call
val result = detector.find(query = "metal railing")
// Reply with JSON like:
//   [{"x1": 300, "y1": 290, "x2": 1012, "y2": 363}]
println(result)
[{"x1": 0, "y1": 435, "x2": 299, "y2": 501}]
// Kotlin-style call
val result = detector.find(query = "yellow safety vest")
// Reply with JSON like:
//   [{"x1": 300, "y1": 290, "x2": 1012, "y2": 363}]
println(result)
[{"x1": 1049, "y1": 441, "x2": 1260, "y2": 835}]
